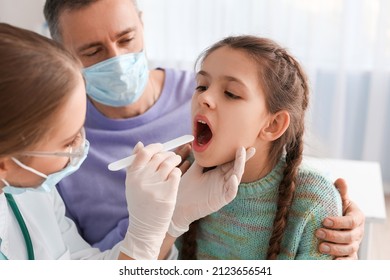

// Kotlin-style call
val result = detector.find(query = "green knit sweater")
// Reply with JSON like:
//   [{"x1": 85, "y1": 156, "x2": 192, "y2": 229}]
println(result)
[{"x1": 177, "y1": 157, "x2": 342, "y2": 260}]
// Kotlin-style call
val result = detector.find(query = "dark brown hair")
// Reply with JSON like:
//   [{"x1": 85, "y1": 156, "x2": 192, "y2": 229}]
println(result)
[
  {"x1": 44, "y1": 0, "x2": 139, "y2": 41},
  {"x1": 181, "y1": 35, "x2": 309, "y2": 260},
  {"x1": 0, "y1": 23, "x2": 82, "y2": 157}
]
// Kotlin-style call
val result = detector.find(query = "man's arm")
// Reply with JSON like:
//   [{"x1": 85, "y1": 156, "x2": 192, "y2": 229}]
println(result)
[
  {"x1": 174, "y1": 143, "x2": 192, "y2": 174},
  {"x1": 158, "y1": 234, "x2": 177, "y2": 259},
  {"x1": 315, "y1": 178, "x2": 365, "y2": 260}
]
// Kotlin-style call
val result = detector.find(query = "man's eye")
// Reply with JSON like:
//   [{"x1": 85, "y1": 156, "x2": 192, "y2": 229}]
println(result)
[
  {"x1": 225, "y1": 91, "x2": 240, "y2": 99},
  {"x1": 83, "y1": 48, "x2": 100, "y2": 57},
  {"x1": 119, "y1": 38, "x2": 133, "y2": 45}
]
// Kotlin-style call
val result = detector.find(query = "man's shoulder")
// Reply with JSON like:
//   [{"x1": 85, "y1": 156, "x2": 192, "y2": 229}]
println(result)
[
  {"x1": 159, "y1": 67, "x2": 196, "y2": 98},
  {"x1": 162, "y1": 67, "x2": 195, "y2": 80}
]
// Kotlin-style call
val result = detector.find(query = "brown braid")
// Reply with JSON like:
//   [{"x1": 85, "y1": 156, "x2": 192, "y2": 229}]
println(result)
[
  {"x1": 266, "y1": 48, "x2": 309, "y2": 259},
  {"x1": 180, "y1": 36, "x2": 309, "y2": 260},
  {"x1": 266, "y1": 130, "x2": 304, "y2": 259}
]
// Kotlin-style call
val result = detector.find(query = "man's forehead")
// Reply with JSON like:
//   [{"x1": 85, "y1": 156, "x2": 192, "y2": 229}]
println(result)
[{"x1": 58, "y1": 1, "x2": 139, "y2": 48}]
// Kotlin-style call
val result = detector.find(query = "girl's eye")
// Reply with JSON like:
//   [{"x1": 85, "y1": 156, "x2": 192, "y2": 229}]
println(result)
[
  {"x1": 67, "y1": 134, "x2": 82, "y2": 149},
  {"x1": 225, "y1": 91, "x2": 240, "y2": 99},
  {"x1": 195, "y1": 85, "x2": 208, "y2": 92}
]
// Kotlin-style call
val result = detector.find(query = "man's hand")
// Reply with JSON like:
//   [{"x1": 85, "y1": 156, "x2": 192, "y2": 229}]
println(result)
[
  {"x1": 174, "y1": 143, "x2": 192, "y2": 174},
  {"x1": 315, "y1": 178, "x2": 365, "y2": 260}
]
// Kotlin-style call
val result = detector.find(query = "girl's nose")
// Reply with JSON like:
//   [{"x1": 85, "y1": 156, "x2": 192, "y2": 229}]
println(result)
[{"x1": 198, "y1": 90, "x2": 216, "y2": 109}]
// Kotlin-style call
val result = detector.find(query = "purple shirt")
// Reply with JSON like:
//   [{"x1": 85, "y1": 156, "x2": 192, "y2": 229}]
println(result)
[{"x1": 57, "y1": 68, "x2": 195, "y2": 250}]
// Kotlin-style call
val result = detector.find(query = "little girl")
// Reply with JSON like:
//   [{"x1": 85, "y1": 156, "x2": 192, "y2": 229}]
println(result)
[{"x1": 178, "y1": 35, "x2": 342, "y2": 260}]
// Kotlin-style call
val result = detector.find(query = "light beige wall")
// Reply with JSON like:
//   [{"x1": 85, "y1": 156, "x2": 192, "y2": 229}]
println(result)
[{"x1": 0, "y1": 0, "x2": 47, "y2": 35}]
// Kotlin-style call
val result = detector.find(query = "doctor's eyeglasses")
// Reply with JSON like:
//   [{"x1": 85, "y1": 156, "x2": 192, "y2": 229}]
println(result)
[{"x1": 19, "y1": 128, "x2": 87, "y2": 167}]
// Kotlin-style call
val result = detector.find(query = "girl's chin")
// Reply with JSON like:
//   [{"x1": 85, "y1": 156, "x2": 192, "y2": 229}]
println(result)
[
  {"x1": 193, "y1": 157, "x2": 214, "y2": 168},
  {"x1": 193, "y1": 153, "x2": 232, "y2": 168}
]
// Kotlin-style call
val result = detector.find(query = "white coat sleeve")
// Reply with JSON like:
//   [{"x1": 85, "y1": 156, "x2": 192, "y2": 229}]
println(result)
[
  {"x1": 51, "y1": 188, "x2": 178, "y2": 260},
  {"x1": 50, "y1": 188, "x2": 121, "y2": 259}
]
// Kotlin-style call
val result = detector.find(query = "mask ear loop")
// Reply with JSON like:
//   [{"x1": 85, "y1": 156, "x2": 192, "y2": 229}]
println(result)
[
  {"x1": 11, "y1": 158, "x2": 48, "y2": 179},
  {"x1": 1, "y1": 178, "x2": 9, "y2": 186}
]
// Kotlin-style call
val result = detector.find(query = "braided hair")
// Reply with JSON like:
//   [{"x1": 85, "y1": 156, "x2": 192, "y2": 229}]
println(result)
[{"x1": 181, "y1": 35, "x2": 309, "y2": 260}]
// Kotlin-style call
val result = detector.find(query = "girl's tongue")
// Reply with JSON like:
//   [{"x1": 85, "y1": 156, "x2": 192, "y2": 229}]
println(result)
[{"x1": 196, "y1": 120, "x2": 212, "y2": 146}]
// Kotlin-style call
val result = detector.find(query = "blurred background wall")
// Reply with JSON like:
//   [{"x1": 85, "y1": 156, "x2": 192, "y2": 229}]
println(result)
[{"x1": 1, "y1": 0, "x2": 389, "y2": 192}]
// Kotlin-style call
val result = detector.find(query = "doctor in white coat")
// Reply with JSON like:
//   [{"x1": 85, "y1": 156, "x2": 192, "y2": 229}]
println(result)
[{"x1": 0, "y1": 23, "x2": 250, "y2": 260}]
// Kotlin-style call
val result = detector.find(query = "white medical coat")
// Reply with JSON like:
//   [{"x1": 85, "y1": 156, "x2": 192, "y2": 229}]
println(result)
[{"x1": 0, "y1": 189, "x2": 177, "y2": 260}]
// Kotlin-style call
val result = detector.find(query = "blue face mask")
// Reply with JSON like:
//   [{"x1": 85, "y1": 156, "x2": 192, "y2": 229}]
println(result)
[
  {"x1": 83, "y1": 51, "x2": 149, "y2": 107},
  {"x1": 1, "y1": 141, "x2": 89, "y2": 195}
]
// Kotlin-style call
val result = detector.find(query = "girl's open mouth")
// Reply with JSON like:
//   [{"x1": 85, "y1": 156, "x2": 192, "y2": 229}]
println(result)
[{"x1": 193, "y1": 116, "x2": 213, "y2": 152}]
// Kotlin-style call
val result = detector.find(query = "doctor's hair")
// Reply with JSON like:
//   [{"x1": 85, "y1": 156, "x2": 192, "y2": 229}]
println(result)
[
  {"x1": 0, "y1": 23, "x2": 81, "y2": 157},
  {"x1": 44, "y1": 0, "x2": 140, "y2": 42},
  {"x1": 181, "y1": 35, "x2": 309, "y2": 260}
]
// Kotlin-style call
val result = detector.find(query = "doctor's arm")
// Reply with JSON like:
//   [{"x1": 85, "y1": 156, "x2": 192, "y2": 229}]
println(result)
[{"x1": 316, "y1": 178, "x2": 365, "y2": 260}]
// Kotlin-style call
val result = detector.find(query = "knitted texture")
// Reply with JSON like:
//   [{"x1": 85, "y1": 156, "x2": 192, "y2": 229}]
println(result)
[{"x1": 177, "y1": 158, "x2": 342, "y2": 260}]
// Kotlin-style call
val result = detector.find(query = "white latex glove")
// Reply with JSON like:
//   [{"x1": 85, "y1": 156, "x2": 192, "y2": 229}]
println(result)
[
  {"x1": 121, "y1": 142, "x2": 182, "y2": 259},
  {"x1": 168, "y1": 146, "x2": 256, "y2": 237}
]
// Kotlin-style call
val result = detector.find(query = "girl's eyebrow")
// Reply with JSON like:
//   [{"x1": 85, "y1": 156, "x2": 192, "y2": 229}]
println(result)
[
  {"x1": 196, "y1": 70, "x2": 210, "y2": 78},
  {"x1": 197, "y1": 70, "x2": 247, "y2": 88},
  {"x1": 224, "y1": 75, "x2": 246, "y2": 87}
]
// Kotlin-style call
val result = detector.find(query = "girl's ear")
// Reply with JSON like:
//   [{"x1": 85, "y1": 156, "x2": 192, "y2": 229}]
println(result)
[
  {"x1": 260, "y1": 110, "x2": 290, "y2": 141},
  {"x1": 0, "y1": 157, "x2": 12, "y2": 180}
]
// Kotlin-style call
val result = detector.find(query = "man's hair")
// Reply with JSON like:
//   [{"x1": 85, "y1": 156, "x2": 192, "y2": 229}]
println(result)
[{"x1": 44, "y1": 0, "x2": 139, "y2": 41}]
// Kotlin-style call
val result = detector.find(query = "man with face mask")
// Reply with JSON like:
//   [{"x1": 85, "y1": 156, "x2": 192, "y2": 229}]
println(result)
[
  {"x1": 83, "y1": 52, "x2": 149, "y2": 107},
  {"x1": 43, "y1": 0, "x2": 365, "y2": 259},
  {"x1": 44, "y1": 0, "x2": 195, "y2": 255}
]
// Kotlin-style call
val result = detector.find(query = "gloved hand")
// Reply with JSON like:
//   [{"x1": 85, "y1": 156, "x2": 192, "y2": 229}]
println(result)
[
  {"x1": 121, "y1": 142, "x2": 182, "y2": 259},
  {"x1": 168, "y1": 146, "x2": 256, "y2": 237}
]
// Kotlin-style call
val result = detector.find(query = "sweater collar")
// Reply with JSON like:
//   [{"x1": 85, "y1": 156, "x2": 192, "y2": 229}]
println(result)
[{"x1": 237, "y1": 157, "x2": 286, "y2": 197}]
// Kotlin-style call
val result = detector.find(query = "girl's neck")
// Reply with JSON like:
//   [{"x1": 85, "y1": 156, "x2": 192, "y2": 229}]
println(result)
[{"x1": 240, "y1": 147, "x2": 275, "y2": 183}]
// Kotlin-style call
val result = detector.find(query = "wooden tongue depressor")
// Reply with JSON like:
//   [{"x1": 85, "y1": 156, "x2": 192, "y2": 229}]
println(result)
[{"x1": 108, "y1": 135, "x2": 194, "y2": 171}]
